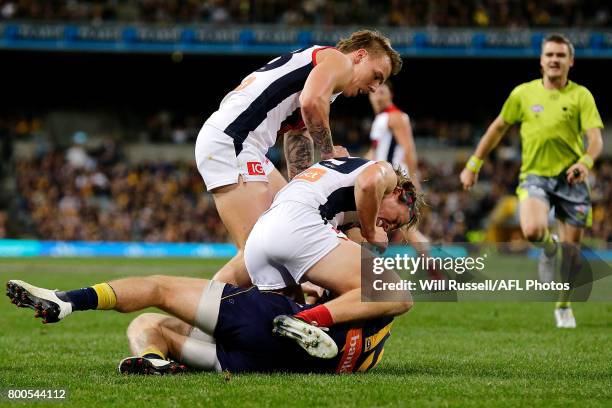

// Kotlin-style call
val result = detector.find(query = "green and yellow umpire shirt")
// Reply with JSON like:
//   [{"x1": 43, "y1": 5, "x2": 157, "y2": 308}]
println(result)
[{"x1": 500, "y1": 79, "x2": 603, "y2": 177}]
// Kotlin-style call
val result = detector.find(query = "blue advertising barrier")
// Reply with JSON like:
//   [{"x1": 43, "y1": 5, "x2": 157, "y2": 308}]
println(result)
[
  {"x1": 0, "y1": 239, "x2": 237, "y2": 258},
  {"x1": 1, "y1": 239, "x2": 610, "y2": 260},
  {"x1": 1, "y1": 23, "x2": 612, "y2": 58}
]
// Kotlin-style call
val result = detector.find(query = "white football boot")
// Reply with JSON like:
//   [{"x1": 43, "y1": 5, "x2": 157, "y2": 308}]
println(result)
[
  {"x1": 6, "y1": 280, "x2": 73, "y2": 323},
  {"x1": 555, "y1": 307, "x2": 577, "y2": 329},
  {"x1": 272, "y1": 315, "x2": 338, "y2": 359}
]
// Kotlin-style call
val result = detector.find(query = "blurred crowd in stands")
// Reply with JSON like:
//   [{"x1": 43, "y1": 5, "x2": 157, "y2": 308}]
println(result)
[
  {"x1": 4, "y1": 134, "x2": 611, "y2": 245},
  {"x1": 13, "y1": 143, "x2": 227, "y2": 242},
  {"x1": 1, "y1": 0, "x2": 610, "y2": 28}
]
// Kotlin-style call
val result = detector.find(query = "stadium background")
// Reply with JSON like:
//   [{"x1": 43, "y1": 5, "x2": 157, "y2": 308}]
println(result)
[{"x1": 1, "y1": 2, "x2": 611, "y2": 407}]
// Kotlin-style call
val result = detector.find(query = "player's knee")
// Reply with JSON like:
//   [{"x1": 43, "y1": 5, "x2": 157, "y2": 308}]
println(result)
[
  {"x1": 126, "y1": 312, "x2": 164, "y2": 337},
  {"x1": 522, "y1": 224, "x2": 546, "y2": 242}
]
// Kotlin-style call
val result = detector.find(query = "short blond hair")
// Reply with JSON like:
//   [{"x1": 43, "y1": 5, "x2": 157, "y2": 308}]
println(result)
[{"x1": 336, "y1": 30, "x2": 403, "y2": 76}]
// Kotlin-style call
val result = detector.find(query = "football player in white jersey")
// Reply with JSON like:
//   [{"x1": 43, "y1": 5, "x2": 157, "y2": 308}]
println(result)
[
  {"x1": 195, "y1": 30, "x2": 403, "y2": 287},
  {"x1": 244, "y1": 157, "x2": 421, "y2": 356},
  {"x1": 367, "y1": 83, "x2": 443, "y2": 279}
]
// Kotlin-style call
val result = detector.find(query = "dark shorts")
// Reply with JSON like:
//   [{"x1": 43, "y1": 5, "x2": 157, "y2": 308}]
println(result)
[
  {"x1": 516, "y1": 173, "x2": 592, "y2": 228},
  {"x1": 213, "y1": 285, "x2": 339, "y2": 373}
]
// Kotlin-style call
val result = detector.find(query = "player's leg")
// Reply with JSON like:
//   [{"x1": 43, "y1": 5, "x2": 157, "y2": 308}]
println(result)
[
  {"x1": 7, "y1": 275, "x2": 208, "y2": 325},
  {"x1": 552, "y1": 218, "x2": 585, "y2": 329},
  {"x1": 549, "y1": 176, "x2": 590, "y2": 328},
  {"x1": 297, "y1": 239, "x2": 412, "y2": 325},
  {"x1": 518, "y1": 193, "x2": 558, "y2": 282},
  {"x1": 119, "y1": 313, "x2": 192, "y2": 375},
  {"x1": 211, "y1": 168, "x2": 287, "y2": 287}
]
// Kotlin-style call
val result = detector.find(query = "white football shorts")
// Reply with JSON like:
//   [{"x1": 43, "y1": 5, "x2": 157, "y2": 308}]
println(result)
[
  {"x1": 195, "y1": 124, "x2": 276, "y2": 191},
  {"x1": 244, "y1": 201, "x2": 347, "y2": 290}
]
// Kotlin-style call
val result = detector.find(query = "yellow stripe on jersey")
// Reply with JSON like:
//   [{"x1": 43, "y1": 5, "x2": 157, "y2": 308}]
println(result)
[
  {"x1": 364, "y1": 322, "x2": 393, "y2": 352},
  {"x1": 357, "y1": 351, "x2": 376, "y2": 372}
]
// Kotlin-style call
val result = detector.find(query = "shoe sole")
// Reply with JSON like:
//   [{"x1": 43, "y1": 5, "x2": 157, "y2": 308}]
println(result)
[
  {"x1": 272, "y1": 315, "x2": 338, "y2": 359},
  {"x1": 6, "y1": 280, "x2": 61, "y2": 324},
  {"x1": 118, "y1": 357, "x2": 187, "y2": 375}
]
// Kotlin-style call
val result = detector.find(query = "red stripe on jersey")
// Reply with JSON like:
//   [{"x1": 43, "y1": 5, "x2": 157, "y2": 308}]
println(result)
[
  {"x1": 336, "y1": 328, "x2": 363, "y2": 373},
  {"x1": 383, "y1": 104, "x2": 402, "y2": 114},
  {"x1": 312, "y1": 46, "x2": 337, "y2": 66}
]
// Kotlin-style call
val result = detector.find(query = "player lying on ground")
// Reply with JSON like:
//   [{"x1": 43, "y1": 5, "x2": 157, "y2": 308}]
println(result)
[
  {"x1": 459, "y1": 33, "x2": 604, "y2": 328},
  {"x1": 243, "y1": 157, "x2": 421, "y2": 355},
  {"x1": 196, "y1": 30, "x2": 403, "y2": 287},
  {"x1": 6, "y1": 250, "x2": 401, "y2": 375}
]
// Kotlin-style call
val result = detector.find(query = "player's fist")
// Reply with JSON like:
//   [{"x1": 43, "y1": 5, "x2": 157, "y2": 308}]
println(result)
[
  {"x1": 566, "y1": 162, "x2": 588, "y2": 184},
  {"x1": 333, "y1": 145, "x2": 350, "y2": 158},
  {"x1": 460, "y1": 167, "x2": 479, "y2": 190},
  {"x1": 365, "y1": 226, "x2": 389, "y2": 252}
]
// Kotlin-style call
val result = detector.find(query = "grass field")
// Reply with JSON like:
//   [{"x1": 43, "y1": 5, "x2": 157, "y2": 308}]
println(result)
[{"x1": 1, "y1": 257, "x2": 611, "y2": 407}]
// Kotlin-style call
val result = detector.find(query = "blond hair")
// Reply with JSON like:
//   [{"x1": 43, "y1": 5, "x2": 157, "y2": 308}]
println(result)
[{"x1": 336, "y1": 30, "x2": 403, "y2": 76}]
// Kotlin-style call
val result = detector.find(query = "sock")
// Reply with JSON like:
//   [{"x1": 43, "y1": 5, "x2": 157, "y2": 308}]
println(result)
[
  {"x1": 56, "y1": 287, "x2": 98, "y2": 311},
  {"x1": 294, "y1": 305, "x2": 334, "y2": 327},
  {"x1": 140, "y1": 346, "x2": 166, "y2": 360},
  {"x1": 92, "y1": 283, "x2": 117, "y2": 310},
  {"x1": 56, "y1": 283, "x2": 116, "y2": 311},
  {"x1": 556, "y1": 301, "x2": 571, "y2": 309}
]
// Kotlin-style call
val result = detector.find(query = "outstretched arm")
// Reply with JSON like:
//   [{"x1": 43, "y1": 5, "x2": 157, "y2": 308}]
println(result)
[
  {"x1": 460, "y1": 115, "x2": 511, "y2": 190},
  {"x1": 300, "y1": 49, "x2": 352, "y2": 160}
]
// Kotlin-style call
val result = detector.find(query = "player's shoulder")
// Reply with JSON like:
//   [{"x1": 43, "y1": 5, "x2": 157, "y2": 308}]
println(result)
[
  {"x1": 566, "y1": 80, "x2": 596, "y2": 99},
  {"x1": 312, "y1": 47, "x2": 351, "y2": 70},
  {"x1": 510, "y1": 79, "x2": 541, "y2": 95}
]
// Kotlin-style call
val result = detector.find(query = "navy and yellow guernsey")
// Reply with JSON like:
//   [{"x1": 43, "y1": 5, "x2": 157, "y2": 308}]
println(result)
[
  {"x1": 213, "y1": 286, "x2": 394, "y2": 374},
  {"x1": 499, "y1": 79, "x2": 603, "y2": 178},
  {"x1": 328, "y1": 317, "x2": 394, "y2": 373}
]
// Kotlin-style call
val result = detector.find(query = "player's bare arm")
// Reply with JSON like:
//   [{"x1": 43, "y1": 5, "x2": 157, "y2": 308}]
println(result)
[
  {"x1": 284, "y1": 130, "x2": 314, "y2": 179},
  {"x1": 566, "y1": 127, "x2": 603, "y2": 184},
  {"x1": 354, "y1": 161, "x2": 396, "y2": 248},
  {"x1": 388, "y1": 111, "x2": 421, "y2": 190},
  {"x1": 300, "y1": 49, "x2": 352, "y2": 160},
  {"x1": 460, "y1": 114, "x2": 512, "y2": 190}
]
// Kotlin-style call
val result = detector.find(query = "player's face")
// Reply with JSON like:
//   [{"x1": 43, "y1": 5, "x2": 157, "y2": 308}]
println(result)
[
  {"x1": 540, "y1": 42, "x2": 574, "y2": 81},
  {"x1": 369, "y1": 84, "x2": 393, "y2": 112},
  {"x1": 345, "y1": 51, "x2": 392, "y2": 97},
  {"x1": 377, "y1": 190, "x2": 412, "y2": 233}
]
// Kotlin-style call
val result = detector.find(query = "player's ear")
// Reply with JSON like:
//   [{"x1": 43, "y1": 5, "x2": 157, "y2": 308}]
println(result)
[{"x1": 354, "y1": 48, "x2": 368, "y2": 63}]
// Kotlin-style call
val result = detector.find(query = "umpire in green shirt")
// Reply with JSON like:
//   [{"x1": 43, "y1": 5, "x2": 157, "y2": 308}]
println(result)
[{"x1": 460, "y1": 33, "x2": 604, "y2": 328}]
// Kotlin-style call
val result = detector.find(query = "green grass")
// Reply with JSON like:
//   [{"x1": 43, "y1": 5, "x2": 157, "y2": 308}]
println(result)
[{"x1": 0, "y1": 258, "x2": 611, "y2": 407}]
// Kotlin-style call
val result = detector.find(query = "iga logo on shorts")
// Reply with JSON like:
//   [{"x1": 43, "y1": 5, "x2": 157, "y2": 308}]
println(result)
[{"x1": 247, "y1": 161, "x2": 265, "y2": 176}]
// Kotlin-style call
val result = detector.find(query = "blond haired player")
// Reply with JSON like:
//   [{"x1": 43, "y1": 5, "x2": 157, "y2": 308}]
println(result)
[
  {"x1": 460, "y1": 34, "x2": 604, "y2": 328},
  {"x1": 195, "y1": 30, "x2": 403, "y2": 288}
]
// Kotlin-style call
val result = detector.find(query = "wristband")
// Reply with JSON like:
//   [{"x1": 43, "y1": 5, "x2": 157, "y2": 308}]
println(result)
[
  {"x1": 578, "y1": 154, "x2": 594, "y2": 169},
  {"x1": 465, "y1": 155, "x2": 484, "y2": 173}
]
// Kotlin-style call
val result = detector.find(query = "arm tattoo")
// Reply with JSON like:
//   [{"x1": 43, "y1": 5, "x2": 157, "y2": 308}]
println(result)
[
  {"x1": 284, "y1": 132, "x2": 314, "y2": 179},
  {"x1": 309, "y1": 123, "x2": 334, "y2": 158}
]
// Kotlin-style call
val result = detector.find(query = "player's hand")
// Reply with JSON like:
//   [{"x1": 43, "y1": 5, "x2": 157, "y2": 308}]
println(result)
[
  {"x1": 460, "y1": 167, "x2": 479, "y2": 190},
  {"x1": 321, "y1": 145, "x2": 349, "y2": 160},
  {"x1": 566, "y1": 162, "x2": 588, "y2": 184},
  {"x1": 364, "y1": 226, "x2": 389, "y2": 252}
]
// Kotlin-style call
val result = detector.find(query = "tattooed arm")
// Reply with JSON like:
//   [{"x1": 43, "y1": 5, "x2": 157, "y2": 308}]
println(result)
[
  {"x1": 300, "y1": 48, "x2": 352, "y2": 160},
  {"x1": 284, "y1": 130, "x2": 314, "y2": 179}
]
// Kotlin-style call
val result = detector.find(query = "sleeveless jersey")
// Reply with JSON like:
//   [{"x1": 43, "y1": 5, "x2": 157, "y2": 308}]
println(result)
[
  {"x1": 370, "y1": 104, "x2": 408, "y2": 170},
  {"x1": 273, "y1": 157, "x2": 375, "y2": 223},
  {"x1": 205, "y1": 46, "x2": 341, "y2": 156}
]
